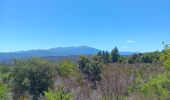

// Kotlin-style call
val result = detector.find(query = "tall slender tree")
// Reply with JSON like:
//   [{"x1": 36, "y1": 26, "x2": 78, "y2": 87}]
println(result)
[
  {"x1": 111, "y1": 47, "x2": 120, "y2": 63},
  {"x1": 105, "y1": 51, "x2": 110, "y2": 63}
]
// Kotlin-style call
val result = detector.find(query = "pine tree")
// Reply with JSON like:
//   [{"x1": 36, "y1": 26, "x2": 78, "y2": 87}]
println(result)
[
  {"x1": 105, "y1": 51, "x2": 110, "y2": 63},
  {"x1": 111, "y1": 47, "x2": 120, "y2": 63}
]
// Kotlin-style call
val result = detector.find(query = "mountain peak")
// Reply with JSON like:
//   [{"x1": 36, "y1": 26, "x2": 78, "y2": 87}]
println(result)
[
  {"x1": 0, "y1": 46, "x2": 137, "y2": 60},
  {"x1": 0, "y1": 46, "x2": 100, "y2": 60}
]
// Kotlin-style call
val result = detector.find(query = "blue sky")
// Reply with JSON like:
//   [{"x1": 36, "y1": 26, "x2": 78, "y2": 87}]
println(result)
[{"x1": 0, "y1": 0, "x2": 170, "y2": 52}]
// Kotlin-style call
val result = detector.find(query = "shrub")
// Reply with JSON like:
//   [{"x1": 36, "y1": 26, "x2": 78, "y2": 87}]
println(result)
[
  {"x1": 12, "y1": 58, "x2": 56, "y2": 99},
  {"x1": 44, "y1": 85, "x2": 73, "y2": 100}
]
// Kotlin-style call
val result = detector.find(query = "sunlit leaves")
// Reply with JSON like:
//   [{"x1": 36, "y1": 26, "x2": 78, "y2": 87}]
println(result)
[
  {"x1": 58, "y1": 59, "x2": 77, "y2": 77},
  {"x1": 141, "y1": 72, "x2": 170, "y2": 96},
  {"x1": 160, "y1": 45, "x2": 170, "y2": 70},
  {"x1": 45, "y1": 85, "x2": 73, "y2": 100},
  {"x1": 0, "y1": 83, "x2": 8, "y2": 100}
]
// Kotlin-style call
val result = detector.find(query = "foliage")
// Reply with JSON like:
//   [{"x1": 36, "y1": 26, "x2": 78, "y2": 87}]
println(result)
[
  {"x1": 97, "y1": 47, "x2": 120, "y2": 64},
  {"x1": 0, "y1": 65, "x2": 11, "y2": 83},
  {"x1": 0, "y1": 46, "x2": 169, "y2": 100},
  {"x1": 44, "y1": 85, "x2": 73, "y2": 100},
  {"x1": 118, "y1": 56, "x2": 128, "y2": 63},
  {"x1": 78, "y1": 56, "x2": 90, "y2": 75},
  {"x1": 140, "y1": 72, "x2": 170, "y2": 97},
  {"x1": 0, "y1": 65, "x2": 10, "y2": 100},
  {"x1": 97, "y1": 51, "x2": 110, "y2": 64},
  {"x1": 58, "y1": 59, "x2": 77, "y2": 77},
  {"x1": 0, "y1": 83, "x2": 8, "y2": 100},
  {"x1": 160, "y1": 45, "x2": 170, "y2": 70},
  {"x1": 0, "y1": 65, "x2": 11, "y2": 74},
  {"x1": 128, "y1": 51, "x2": 161, "y2": 64},
  {"x1": 87, "y1": 61, "x2": 102, "y2": 82},
  {"x1": 111, "y1": 47, "x2": 120, "y2": 63},
  {"x1": 78, "y1": 56, "x2": 102, "y2": 88},
  {"x1": 128, "y1": 53, "x2": 142, "y2": 63},
  {"x1": 128, "y1": 45, "x2": 170, "y2": 100},
  {"x1": 139, "y1": 54, "x2": 152, "y2": 63},
  {"x1": 128, "y1": 71, "x2": 144, "y2": 94},
  {"x1": 12, "y1": 58, "x2": 56, "y2": 99}
]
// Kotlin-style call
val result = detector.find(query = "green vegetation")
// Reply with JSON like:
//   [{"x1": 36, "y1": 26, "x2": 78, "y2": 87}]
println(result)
[
  {"x1": 12, "y1": 58, "x2": 56, "y2": 99},
  {"x1": 78, "y1": 56, "x2": 101, "y2": 88},
  {"x1": 111, "y1": 47, "x2": 120, "y2": 63},
  {"x1": 0, "y1": 46, "x2": 169, "y2": 100},
  {"x1": 44, "y1": 85, "x2": 73, "y2": 100},
  {"x1": 127, "y1": 45, "x2": 170, "y2": 100},
  {"x1": 0, "y1": 83, "x2": 8, "y2": 100},
  {"x1": 138, "y1": 45, "x2": 170, "y2": 100},
  {"x1": 0, "y1": 65, "x2": 10, "y2": 100},
  {"x1": 161, "y1": 45, "x2": 170, "y2": 70},
  {"x1": 96, "y1": 47, "x2": 120, "y2": 64},
  {"x1": 58, "y1": 59, "x2": 77, "y2": 77},
  {"x1": 128, "y1": 51, "x2": 161, "y2": 64}
]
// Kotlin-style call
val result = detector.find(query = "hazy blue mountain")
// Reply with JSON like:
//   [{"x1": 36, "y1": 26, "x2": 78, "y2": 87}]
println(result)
[
  {"x1": 0, "y1": 46, "x2": 100, "y2": 60},
  {"x1": 0, "y1": 46, "x2": 137, "y2": 61}
]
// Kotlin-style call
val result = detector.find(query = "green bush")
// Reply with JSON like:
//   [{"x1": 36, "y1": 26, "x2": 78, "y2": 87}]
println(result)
[
  {"x1": 78, "y1": 56, "x2": 102, "y2": 88},
  {"x1": 0, "y1": 83, "x2": 8, "y2": 100},
  {"x1": 58, "y1": 59, "x2": 76, "y2": 77},
  {"x1": 44, "y1": 85, "x2": 73, "y2": 100},
  {"x1": 12, "y1": 58, "x2": 56, "y2": 99}
]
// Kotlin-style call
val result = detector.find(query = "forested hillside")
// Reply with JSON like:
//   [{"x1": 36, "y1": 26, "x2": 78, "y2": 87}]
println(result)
[{"x1": 0, "y1": 45, "x2": 169, "y2": 100}]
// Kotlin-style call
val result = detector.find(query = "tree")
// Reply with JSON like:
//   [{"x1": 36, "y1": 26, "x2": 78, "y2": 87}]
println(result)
[
  {"x1": 97, "y1": 51, "x2": 102, "y2": 57},
  {"x1": 138, "y1": 45, "x2": 170, "y2": 100},
  {"x1": 129, "y1": 53, "x2": 143, "y2": 63},
  {"x1": 88, "y1": 61, "x2": 102, "y2": 88},
  {"x1": 127, "y1": 52, "x2": 161, "y2": 64},
  {"x1": 139, "y1": 54, "x2": 152, "y2": 63},
  {"x1": 160, "y1": 45, "x2": 170, "y2": 70},
  {"x1": 0, "y1": 83, "x2": 8, "y2": 100},
  {"x1": 118, "y1": 56, "x2": 127, "y2": 63},
  {"x1": 104, "y1": 51, "x2": 110, "y2": 63},
  {"x1": 58, "y1": 59, "x2": 76, "y2": 77},
  {"x1": 78, "y1": 56, "x2": 102, "y2": 89},
  {"x1": 12, "y1": 58, "x2": 56, "y2": 100},
  {"x1": 97, "y1": 51, "x2": 110, "y2": 64},
  {"x1": 0, "y1": 65, "x2": 10, "y2": 100},
  {"x1": 140, "y1": 72, "x2": 170, "y2": 100},
  {"x1": 44, "y1": 85, "x2": 73, "y2": 100},
  {"x1": 111, "y1": 47, "x2": 120, "y2": 63},
  {"x1": 78, "y1": 56, "x2": 90, "y2": 75},
  {"x1": 150, "y1": 51, "x2": 160, "y2": 63}
]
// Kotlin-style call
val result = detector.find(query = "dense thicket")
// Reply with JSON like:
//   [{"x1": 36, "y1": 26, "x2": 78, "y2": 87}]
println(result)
[
  {"x1": 128, "y1": 51, "x2": 161, "y2": 63},
  {"x1": 78, "y1": 56, "x2": 102, "y2": 89},
  {"x1": 12, "y1": 58, "x2": 56, "y2": 100}
]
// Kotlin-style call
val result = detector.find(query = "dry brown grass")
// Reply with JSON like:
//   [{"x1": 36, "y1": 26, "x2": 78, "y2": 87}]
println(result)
[{"x1": 53, "y1": 63, "x2": 163, "y2": 100}]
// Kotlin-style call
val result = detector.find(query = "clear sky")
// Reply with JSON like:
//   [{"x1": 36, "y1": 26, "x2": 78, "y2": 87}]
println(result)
[{"x1": 0, "y1": 0, "x2": 170, "y2": 52}]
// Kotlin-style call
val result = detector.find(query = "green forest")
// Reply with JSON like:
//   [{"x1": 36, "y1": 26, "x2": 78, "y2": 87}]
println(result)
[{"x1": 0, "y1": 45, "x2": 170, "y2": 100}]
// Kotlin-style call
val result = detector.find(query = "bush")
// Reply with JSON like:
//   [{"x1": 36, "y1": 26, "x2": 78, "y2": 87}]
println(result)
[
  {"x1": 58, "y1": 59, "x2": 77, "y2": 77},
  {"x1": 0, "y1": 83, "x2": 8, "y2": 100},
  {"x1": 78, "y1": 56, "x2": 102, "y2": 89},
  {"x1": 12, "y1": 58, "x2": 56, "y2": 99},
  {"x1": 44, "y1": 85, "x2": 73, "y2": 100}
]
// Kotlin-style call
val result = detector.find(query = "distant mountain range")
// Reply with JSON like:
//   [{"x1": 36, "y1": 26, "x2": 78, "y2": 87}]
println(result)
[{"x1": 0, "y1": 46, "x2": 136, "y2": 61}]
